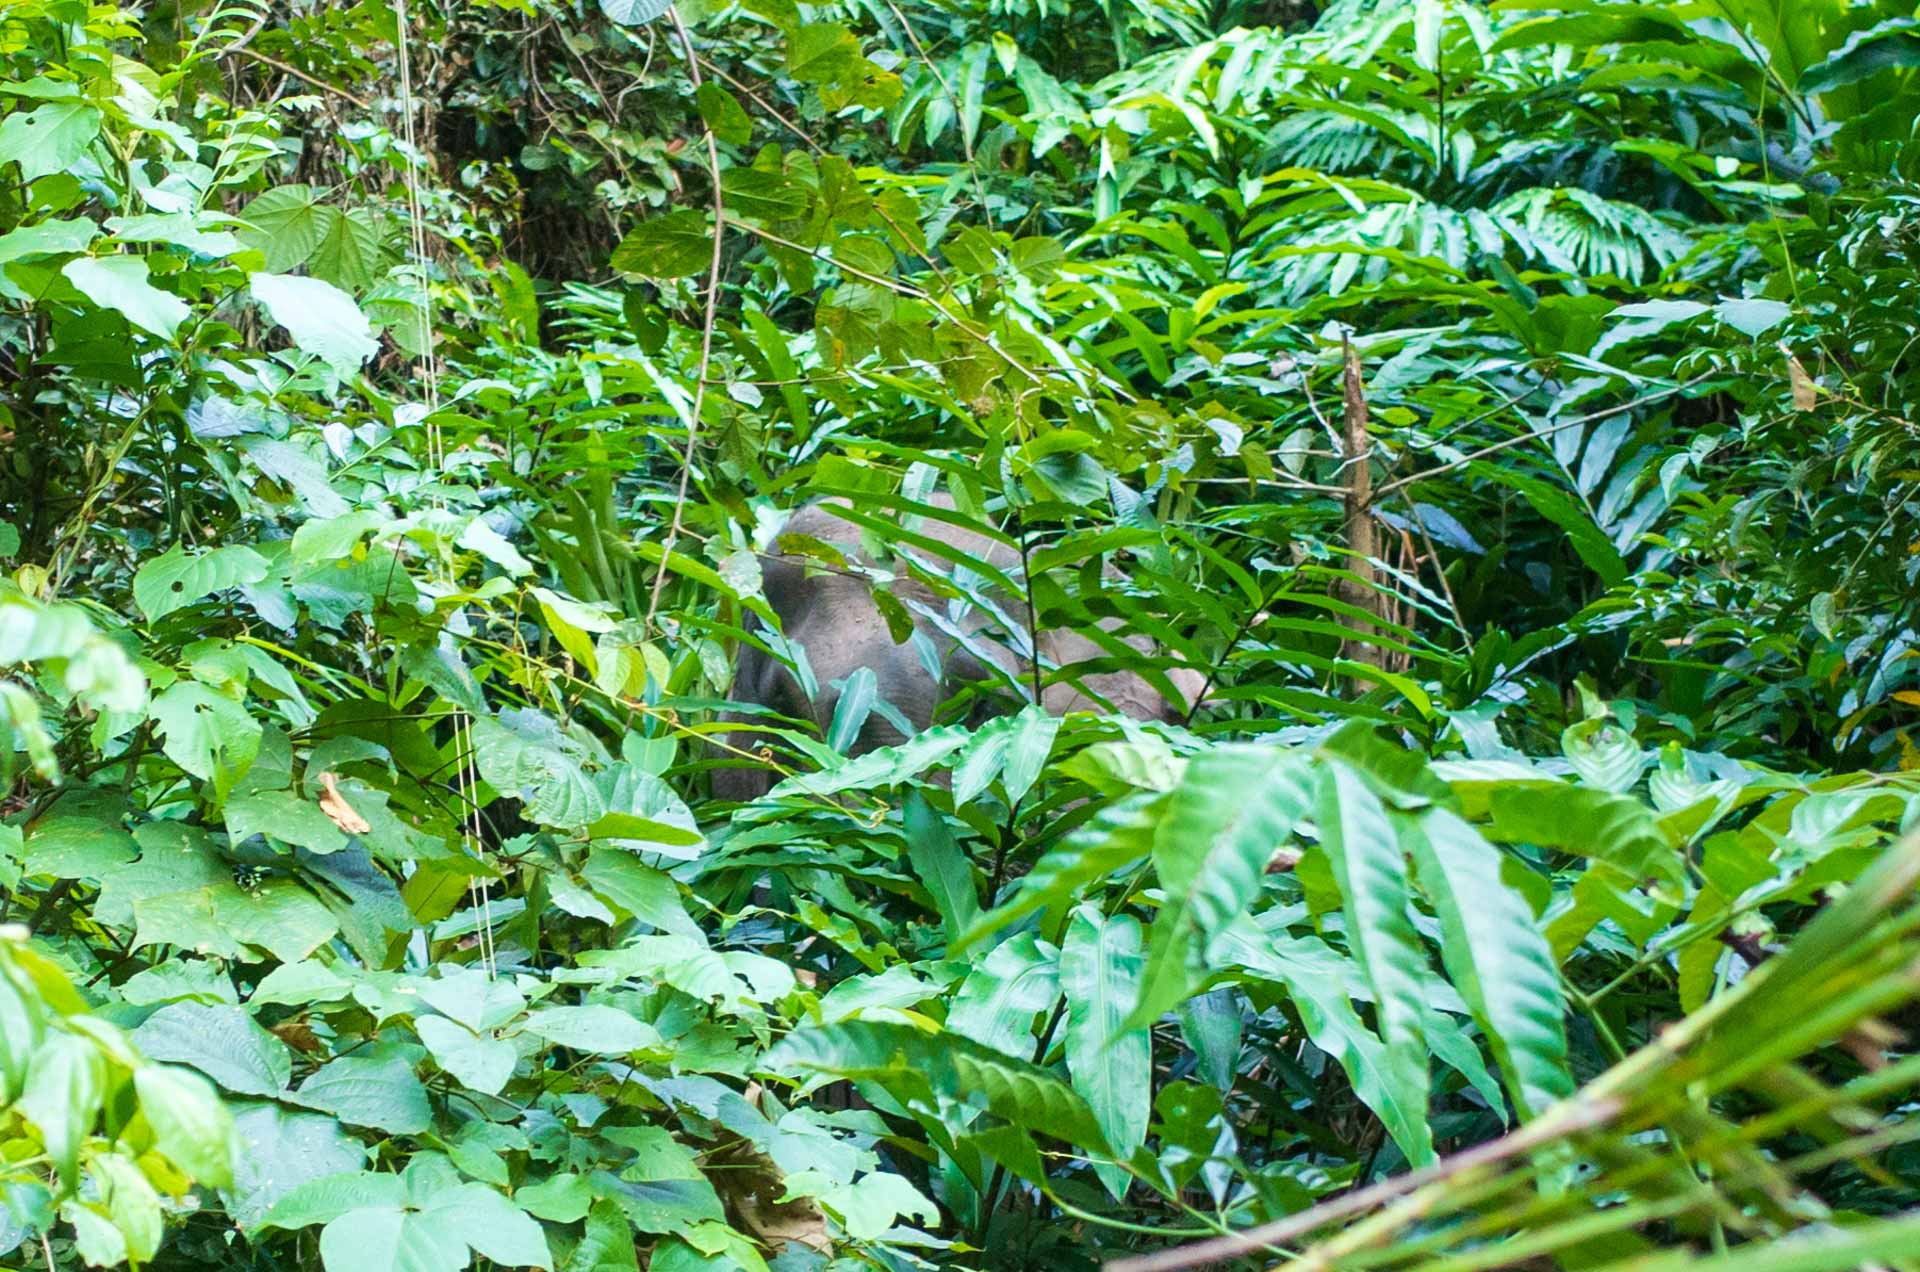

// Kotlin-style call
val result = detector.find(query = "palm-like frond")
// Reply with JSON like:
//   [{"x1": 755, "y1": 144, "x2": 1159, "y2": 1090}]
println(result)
[{"x1": 1114, "y1": 828, "x2": 1920, "y2": 1272}]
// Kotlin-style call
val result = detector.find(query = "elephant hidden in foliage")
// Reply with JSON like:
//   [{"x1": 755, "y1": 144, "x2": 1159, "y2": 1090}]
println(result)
[{"x1": 711, "y1": 492, "x2": 1209, "y2": 800}]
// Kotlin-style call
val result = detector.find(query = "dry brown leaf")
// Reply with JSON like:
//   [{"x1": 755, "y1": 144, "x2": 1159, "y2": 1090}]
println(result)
[
  {"x1": 270, "y1": 1018, "x2": 324, "y2": 1054},
  {"x1": 316, "y1": 771, "x2": 372, "y2": 835},
  {"x1": 708, "y1": 1139, "x2": 831, "y2": 1252},
  {"x1": 1781, "y1": 343, "x2": 1818, "y2": 410}
]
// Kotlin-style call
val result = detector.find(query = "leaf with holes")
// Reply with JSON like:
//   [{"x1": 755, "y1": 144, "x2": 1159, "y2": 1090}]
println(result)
[
  {"x1": 0, "y1": 102, "x2": 101, "y2": 181},
  {"x1": 150, "y1": 682, "x2": 262, "y2": 794},
  {"x1": 134, "y1": 543, "x2": 270, "y2": 623}
]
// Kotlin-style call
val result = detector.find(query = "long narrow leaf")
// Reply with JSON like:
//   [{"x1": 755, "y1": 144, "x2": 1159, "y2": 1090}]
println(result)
[
  {"x1": 1061, "y1": 905, "x2": 1150, "y2": 1198},
  {"x1": 1407, "y1": 807, "x2": 1574, "y2": 1121}
]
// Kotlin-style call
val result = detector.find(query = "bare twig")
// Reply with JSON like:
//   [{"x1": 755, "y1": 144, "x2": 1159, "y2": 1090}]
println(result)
[
  {"x1": 228, "y1": 46, "x2": 373, "y2": 109},
  {"x1": 1337, "y1": 335, "x2": 1385, "y2": 683},
  {"x1": 879, "y1": 0, "x2": 988, "y2": 210},
  {"x1": 692, "y1": 54, "x2": 960, "y2": 300},
  {"x1": 1399, "y1": 490, "x2": 1471, "y2": 651},
  {"x1": 1372, "y1": 374, "x2": 1714, "y2": 503},
  {"x1": 731, "y1": 220, "x2": 1068, "y2": 395},
  {"x1": 644, "y1": 4, "x2": 726, "y2": 633}
]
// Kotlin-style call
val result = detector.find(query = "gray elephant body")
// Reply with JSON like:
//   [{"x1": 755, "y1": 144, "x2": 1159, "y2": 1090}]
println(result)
[{"x1": 713, "y1": 494, "x2": 1204, "y2": 799}]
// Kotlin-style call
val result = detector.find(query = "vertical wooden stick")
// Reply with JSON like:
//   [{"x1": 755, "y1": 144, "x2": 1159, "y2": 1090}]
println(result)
[{"x1": 1339, "y1": 336, "x2": 1384, "y2": 686}]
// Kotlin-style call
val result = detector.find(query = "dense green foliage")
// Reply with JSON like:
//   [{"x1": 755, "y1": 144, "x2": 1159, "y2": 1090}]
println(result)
[{"x1": 4, "y1": 0, "x2": 1920, "y2": 1268}]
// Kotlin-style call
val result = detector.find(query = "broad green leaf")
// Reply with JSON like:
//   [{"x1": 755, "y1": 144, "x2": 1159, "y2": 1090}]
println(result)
[
  {"x1": 694, "y1": 83, "x2": 752, "y2": 145},
  {"x1": 600, "y1": 0, "x2": 671, "y2": 25},
  {"x1": 318, "y1": 1206, "x2": 467, "y2": 1272},
  {"x1": 1424, "y1": 1006, "x2": 1508, "y2": 1115},
  {"x1": 564, "y1": 1200, "x2": 640, "y2": 1271},
  {"x1": 292, "y1": 510, "x2": 388, "y2": 566},
  {"x1": 519, "y1": 1005, "x2": 661, "y2": 1054},
  {"x1": 224, "y1": 1104, "x2": 368, "y2": 1230},
  {"x1": 22, "y1": 811, "x2": 137, "y2": 879},
  {"x1": 262, "y1": 1170, "x2": 406, "y2": 1229},
  {"x1": 610, "y1": 210, "x2": 712, "y2": 279},
  {"x1": 120, "y1": 960, "x2": 236, "y2": 1006},
  {"x1": 768, "y1": 724, "x2": 972, "y2": 797},
  {"x1": 63, "y1": 255, "x2": 189, "y2": 339},
  {"x1": 1487, "y1": 783, "x2": 1686, "y2": 892},
  {"x1": 134, "y1": 1064, "x2": 236, "y2": 1188},
  {"x1": 106, "y1": 211, "x2": 242, "y2": 256},
  {"x1": 582, "y1": 848, "x2": 701, "y2": 938},
  {"x1": 150, "y1": 681, "x2": 263, "y2": 793},
  {"x1": 420, "y1": 967, "x2": 527, "y2": 1032},
  {"x1": 0, "y1": 962, "x2": 46, "y2": 1105},
  {"x1": 0, "y1": 217, "x2": 97, "y2": 266},
  {"x1": 424, "y1": 1183, "x2": 553, "y2": 1270},
  {"x1": 531, "y1": 586, "x2": 617, "y2": 674},
  {"x1": 721, "y1": 168, "x2": 811, "y2": 222},
  {"x1": 1715, "y1": 297, "x2": 1792, "y2": 338},
  {"x1": 955, "y1": 705, "x2": 1060, "y2": 806},
  {"x1": 132, "y1": 1003, "x2": 291, "y2": 1097},
  {"x1": 296, "y1": 1056, "x2": 432, "y2": 1135},
  {"x1": 786, "y1": 23, "x2": 861, "y2": 85},
  {"x1": 1055, "y1": 736, "x2": 1187, "y2": 793},
  {"x1": 251, "y1": 272, "x2": 378, "y2": 374},
  {"x1": 797, "y1": 1171, "x2": 936, "y2": 1243},
  {"x1": 224, "y1": 785, "x2": 349, "y2": 854},
  {"x1": 1060, "y1": 906, "x2": 1149, "y2": 1198},
  {"x1": 1407, "y1": 808, "x2": 1574, "y2": 1120},
  {"x1": 1801, "y1": 17, "x2": 1920, "y2": 95},
  {"x1": 416, "y1": 1015, "x2": 518, "y2": 1095},
  {"x1": 470, "y1": 713, "x2": 607, "y2": 831},
  {"x1": 18, "y1": 1031, "x2": 105, "y2": 1188},
  {"x1": 946, "y1": 931, "x2": 1060, "y2": 1057},
  {"x1": 998, "y1": 706, "x2": 1061, "y2": 806},
  {"x1": 63, "y1": 1199, "x2": 128, "y2": 1266},
  {"x1": 308, "y1": 209, "x2": 386, "y2": 291},
  {"x1": 134, "y1": 543, "x2": 271, "y2": 622},
  {"x1": 0, "y1": 102, "x2": 101, "y2": 180},
  {"x1": 518, "y1": 1173, "x2": 593, "y2": 1224},
  {"x1": 133, "y1": 871, "x2": 338, "y2": 964},
  {"x1": 92, "y1": 1152, "x2": 164, "y2": 1262},
  {"x1": 1176, "y1": 989, "x2": 1241, "y2": 1092},
  {"x1": 951, "y1": 711, "x2": 1017, "y2": 805},
  {"x1": 237, "y1": 185, "x2": 336, "y2": 271}
]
